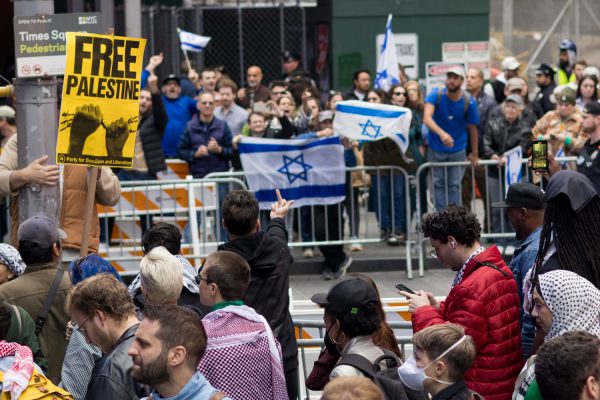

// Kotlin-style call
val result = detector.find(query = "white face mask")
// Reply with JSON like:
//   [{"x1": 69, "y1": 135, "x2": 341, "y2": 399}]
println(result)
[{"x1": 398, "y1": 335, "x2": 469, "y2": 391}]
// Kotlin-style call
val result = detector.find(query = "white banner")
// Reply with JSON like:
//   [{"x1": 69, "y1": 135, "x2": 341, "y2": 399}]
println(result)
[{"x1": 504, "y1": 146, "x2": 523, "y2": 193}]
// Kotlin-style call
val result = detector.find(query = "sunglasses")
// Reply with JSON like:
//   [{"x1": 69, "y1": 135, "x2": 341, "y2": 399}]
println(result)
[{"x1": 393, "y1": 91, "x2": 407, "y2": 96}]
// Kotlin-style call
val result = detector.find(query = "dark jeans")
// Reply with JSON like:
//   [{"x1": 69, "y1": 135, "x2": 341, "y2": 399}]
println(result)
[
  {"x1": 370, "y1": 172, "x2": 406, "y2": 233},
  {"x1": 344, "y1": 173, "x2": 360, "y2": 238},
  {"x1": 100, "y1": 170, "x2": 155, "y2": 243},
  {"x1": 314, "y1": 203, "x2": 346, "y2": 272}
]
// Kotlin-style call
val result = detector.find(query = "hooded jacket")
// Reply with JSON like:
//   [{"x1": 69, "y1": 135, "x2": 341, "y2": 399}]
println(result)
[
  {"x1": 412, "y1": 246, "x2": 523, "y2": 400},
  {"x1": 218, "y1": 217, "x2": 298, "y2": 373}
]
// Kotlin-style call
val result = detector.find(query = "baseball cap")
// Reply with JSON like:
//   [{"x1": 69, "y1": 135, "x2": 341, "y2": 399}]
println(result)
[
  {"x1": 162, "y1": 74, "x2": 180, "y2": 86},
  {"x1": 583, "y1": 102, "x2": 600, "y2": 116},
  {"x1": 318, "y1": 110, "x2": 334, "y2": 123},
  {"x1": 583, "y1": 66, "x2": 600, "y2": 80},
  {"x1": 311, "y1": 276, "x2": 379, "y2": 317},
  {"x1": 491, "y1": 183, "x2": 545, "y2": 209},
  {"x1": 557, "y1": 87, "x2": 576, "y2": 105},
  {"x1": 17, "y1": 215, "x2": 67, "y2": 247},
  {"x1": 545, "y1": 170, "x2": 597, "y2": 212},
  {"x1": 446, "y1": 67, "x2": 465, "y2": 79},
  {"x1": 502, "y1": 56, "x2": 521, "y2": 71},
  {"x1": 535, "y1": 63, "x2": 554, "y2": 77},
  {"x1": 282, "y1": 50, "x2": 301, "y2": 63},
  {"x1": 505, "y1": 94, "x2": 524, "y2": 107},
  {"x1": 0, "y1": 106, "x2": 15, "y2": 119},
  {"x1": 506, "y1": 77, "x2": 526, "y2": 92}
]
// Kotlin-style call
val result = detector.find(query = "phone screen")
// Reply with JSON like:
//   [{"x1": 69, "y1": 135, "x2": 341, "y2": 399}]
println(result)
[{"x1": 532, "y1": 140, "x2": 548, "y2": 170}]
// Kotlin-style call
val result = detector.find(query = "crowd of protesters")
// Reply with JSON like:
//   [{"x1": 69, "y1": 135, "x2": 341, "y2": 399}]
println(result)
[{"x1": 0, "y1": 36, "x2": 599, "y2": 400}]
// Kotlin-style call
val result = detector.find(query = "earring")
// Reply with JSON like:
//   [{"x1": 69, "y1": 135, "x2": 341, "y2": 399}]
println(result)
[{"x1": 451, "y1": 241, "x2": 456, "y2": 249}]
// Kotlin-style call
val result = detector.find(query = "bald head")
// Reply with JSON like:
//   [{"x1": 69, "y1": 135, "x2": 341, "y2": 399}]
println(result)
[{"x1": 247, "y1": 66, "x2": 263, "y2": 88}]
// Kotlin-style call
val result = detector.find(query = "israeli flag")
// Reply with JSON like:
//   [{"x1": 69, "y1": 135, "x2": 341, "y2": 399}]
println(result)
[
  {"x1": 178, "y1": 28, "x2": 211, "y2": 53},
  {"x1": 334, "y1": 100, "x2": 412, "y2": 153},
  {"x1": 375, "y1": 14, "x2": 400, "y2": 91},
  {"x1": 238, "y1": 136, "x2": 346, "y2": 210},
  {"x1": 503, "y1": 146, "x2": 523, "y2": 194}
]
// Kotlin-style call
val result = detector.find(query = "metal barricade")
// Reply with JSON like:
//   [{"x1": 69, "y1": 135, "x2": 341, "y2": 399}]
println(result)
[
  {"x1": 414, "y1": 157, "x2": 577, "y2": 277},
  {"x1": 207, "y1": 165, "x2": 416, "y2": 278},
  {"x1": 293, "y1": 319, "x2": 414, "y2": 400},
  {"x1": 98, "y1": 176, "x2": 247, "y2": 275}
]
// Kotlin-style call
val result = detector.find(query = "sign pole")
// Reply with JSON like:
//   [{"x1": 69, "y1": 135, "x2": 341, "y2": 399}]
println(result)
[{"x1": 79, "y1": 27, "x2": 113, "y2": 258}]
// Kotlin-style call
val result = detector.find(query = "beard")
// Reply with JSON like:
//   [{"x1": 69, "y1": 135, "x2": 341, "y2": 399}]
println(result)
[
  {"x1": 559, "y1": 59, "x2": 569, "y2": 69},
  {"x1": 446, "y1": 83, "x2": 460, "y2": 93},
  {"x1": 131, "y1": 348, "x2": 170, "y2": 386}
]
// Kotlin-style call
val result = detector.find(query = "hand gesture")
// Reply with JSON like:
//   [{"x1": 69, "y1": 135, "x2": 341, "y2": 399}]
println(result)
[
  {"x1": 237, "y1": 88, "x2": 246, "y2": 101},
  {"x1": 188, "y1": 68, "x2": 199, "y2": 83},
  {"x1": 147, "y1": 73, "x2": 159, "y2": 94},
  {"x1": 194, "y1": 145, "x2": 209, "y2": 158},
  {"x1": 21, "y1": 155, "x2": 59, "y2": 186},
  {"x1": 69, "y1": 104, "x2": 102, "y2": 156},
  {"x1": 267, "y1": 100, "x2": 282, "y2": 117},
  {"x1": 232, "y1": 134, "x2": 242, "y2": 150},
  {"x1": 105, "y1": 118, "x2": 130, "y2": 158},
  {"x1": 145, "y1": 52, "x2": 163, "y2": 72},
  {"x1": 440, "y1": 131, "x2": 454, "y2": 148},
  {"x1": 207, "y1": 137, "x2": 222, "y2": 154},
  {"x1": 270, "y1": 189, "x2": 294, "y2": 220}
]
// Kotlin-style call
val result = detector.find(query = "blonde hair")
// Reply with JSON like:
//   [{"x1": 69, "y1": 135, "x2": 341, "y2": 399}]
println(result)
[
  {"x1": 321, "y1": 376, "x2": 384, "y2": 400},
  {"x1": 140, "y1": 246, "x2": 183, "y2": 305}
]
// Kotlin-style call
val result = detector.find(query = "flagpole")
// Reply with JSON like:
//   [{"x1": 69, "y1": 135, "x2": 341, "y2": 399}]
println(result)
[{"x1": 176, "y1": 27, "x2": 193, "y2": 72}]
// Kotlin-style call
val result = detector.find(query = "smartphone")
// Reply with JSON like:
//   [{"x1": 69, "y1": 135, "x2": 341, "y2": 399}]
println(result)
[
  {"x1": 252, "y1": 101, "x2": 270, "y2": 114},
  {"x1": 395, "y1": 283, "x2": 415, "y2": 295},
  {"x1": 531, "y1": 140, "x2": 549, "y2": 171}
]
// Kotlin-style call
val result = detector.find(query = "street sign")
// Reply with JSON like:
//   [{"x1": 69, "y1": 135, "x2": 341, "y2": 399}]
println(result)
[
  {"x1": 442, "y1": 41, "x2": 491, "y2": 79},
  {"x1": 376, "y1": 33, "x2": 419, "y2": 79},
  {"x1": 14, "y1": 13, "x2": 103, "y2": 78},
  {"x1": 425, "y1": 61, "x2": 467, "y2": 94}
]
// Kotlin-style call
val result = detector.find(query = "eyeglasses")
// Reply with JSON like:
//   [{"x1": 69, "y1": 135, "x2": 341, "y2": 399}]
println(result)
[
  {"x1": 272, "y1": 90, "x2": 286, "y2": 96},
  {"x1": 407, "y1": 88, "x2": 419, "y2": 93},
  {"x1": 393, "y1": 92, "x2": 407, "y2": 96},
  {"x1": 200, "y1": 101, "x2": 215, "y2": 105},
  {"x1": 76, "y1": 315, "x2": 92, "y2": 338}
]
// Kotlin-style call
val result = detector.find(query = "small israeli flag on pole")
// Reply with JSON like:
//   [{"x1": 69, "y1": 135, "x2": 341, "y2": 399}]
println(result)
[
  {"x1": 375, "y1": 14, "x2": 400, "y2": 91},
  {"x1": 177, "y1": 28, "x2": 211, "y2": 53},
  {"x1": 503, "y1": 146, "x2": 523, "y2": 194}
]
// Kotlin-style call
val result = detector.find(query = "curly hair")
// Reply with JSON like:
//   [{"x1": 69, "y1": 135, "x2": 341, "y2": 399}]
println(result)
[
  {"x1": 421, "y1": 204, "x2": 481, "y2": 246},
  {"x1": 67, "y1": 274, "x2": 134, "y2": 321}
]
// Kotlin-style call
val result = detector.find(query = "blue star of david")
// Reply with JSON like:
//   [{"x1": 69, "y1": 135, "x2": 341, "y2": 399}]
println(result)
[
  {"x1": 277, "y1": 154, "x2": 313, "y2": 184},
  {"x1": 359, "y1": 119, "x2": 383, "y2": 139}
]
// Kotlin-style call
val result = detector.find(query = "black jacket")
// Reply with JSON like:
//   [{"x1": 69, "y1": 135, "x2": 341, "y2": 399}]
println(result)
[
  {"x1": 483, "y1": 113, "x2": 531, "y2": 160},
  {"x1": 432, "y1": 380, "x2": 480, "y2": 400},
  {"x1": 533, "y1": 82, "x2": 557, "y2": 118},
  {"x1": 218, "y1": 218, "x2": 298, "y2": 372},
  {"x1": 86, "y1": 324, "x2": 147, "y2": 400},
  {"x1": 138, "y1": 92, "x2": 167, "y2": 174}
]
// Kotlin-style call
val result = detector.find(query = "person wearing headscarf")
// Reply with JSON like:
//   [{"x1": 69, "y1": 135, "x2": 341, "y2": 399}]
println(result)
[
  {"x1": 0, "y1": 243, "x2": 26, "y2": 285},
  {"x1": 513, "y1": 270, "x2": 600, "y2": 400}
]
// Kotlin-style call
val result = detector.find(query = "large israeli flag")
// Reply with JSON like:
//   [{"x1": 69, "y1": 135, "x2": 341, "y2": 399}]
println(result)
[
  {"x1": 334, "y1": 100, "x2": 412, "y2": 153},
  {"x1": 178, "y1": 28, "x2": 211, "y2": 52},
  {"x1": 375, "y1": 14, "x2": 400, "y2": 91},
  {"x1": 504, "y1": 146, "x2": 523, "y2": 193},
  {"x1": 238, "y1": 136, "x2": 346, "y2": 210}
]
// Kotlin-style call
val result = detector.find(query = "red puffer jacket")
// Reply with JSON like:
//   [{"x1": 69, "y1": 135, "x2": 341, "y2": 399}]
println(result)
[{"x1": 412, "y1": 245, "x2": 523, "y2": 400}]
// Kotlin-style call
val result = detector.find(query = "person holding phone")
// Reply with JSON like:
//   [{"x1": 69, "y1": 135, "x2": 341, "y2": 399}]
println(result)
[{"x1": 399, "y1": 205, "x2": 523, "y2": 400}]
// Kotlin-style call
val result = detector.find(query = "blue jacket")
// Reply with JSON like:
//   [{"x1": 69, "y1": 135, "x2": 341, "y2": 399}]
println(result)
[
  {"x1": 146, "y1": 371, "x2": 229, "y2": 400},
  {"x1": 178, "y1": 115, "x2": 232, "y2": 178},
  {"x1": 510, "y1": 226, "x2": 541, "y2": 359}
]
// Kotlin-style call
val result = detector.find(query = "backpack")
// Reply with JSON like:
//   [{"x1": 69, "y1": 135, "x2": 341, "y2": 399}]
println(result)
[
  {"x1": 0, "y1": 369, "x2": 73, "y2": 400},
  {"x1": 337, "y1": 349, "x2": 428, "y2": 400},
  {"x1": 435, "y1": 88, "x2": 472, "y2": 117}
]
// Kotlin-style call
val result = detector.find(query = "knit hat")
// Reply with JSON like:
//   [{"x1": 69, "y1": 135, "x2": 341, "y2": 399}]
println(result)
[{"x1": 0, "y1": 244, "x2": 26, "y2": 278}]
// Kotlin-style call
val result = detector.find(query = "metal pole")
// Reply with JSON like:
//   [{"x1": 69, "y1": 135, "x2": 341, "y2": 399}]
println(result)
[
  {"x1": 13, "y1": 0, "x2": 60, "y2": 225},
  {"x1": 280, "y1": 3, "x2": 285, "y2": 74},
  {"x1": 582, "y1": 0, "x2": 600, "y2": 31},
  {"x1": 575, "y1": 0, "x2": 580, "y2": 47},
  {"x1": 301, "y1": 7, "x2": 307, "y2": 69},
  {"x1": 523, "y1": 0, "x2": 574, "y2": 74},
  {"x1": 238, "y1": 7, "x2": 244, "y2": 86},
  {"x1": 502, "y1": 0, "x2": 513, "y2": 55},
  {"x1": 124, "y1": 0, "x2": 141, "y2": 37}
]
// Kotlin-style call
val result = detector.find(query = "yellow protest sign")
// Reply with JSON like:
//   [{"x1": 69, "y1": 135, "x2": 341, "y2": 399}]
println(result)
[{"x1": 57, "y1": 32, "x2": 146, "y2": 167}]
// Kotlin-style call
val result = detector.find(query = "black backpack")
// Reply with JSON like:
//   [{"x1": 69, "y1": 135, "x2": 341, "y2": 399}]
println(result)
[{"x1": 337, "y1": 349, "x2": 428, "y2": 400}]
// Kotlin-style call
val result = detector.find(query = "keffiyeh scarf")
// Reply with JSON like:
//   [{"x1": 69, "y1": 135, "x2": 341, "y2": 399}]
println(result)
[{"x1": 0, "y1": 341, "x2": 35, "y2": 399}]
